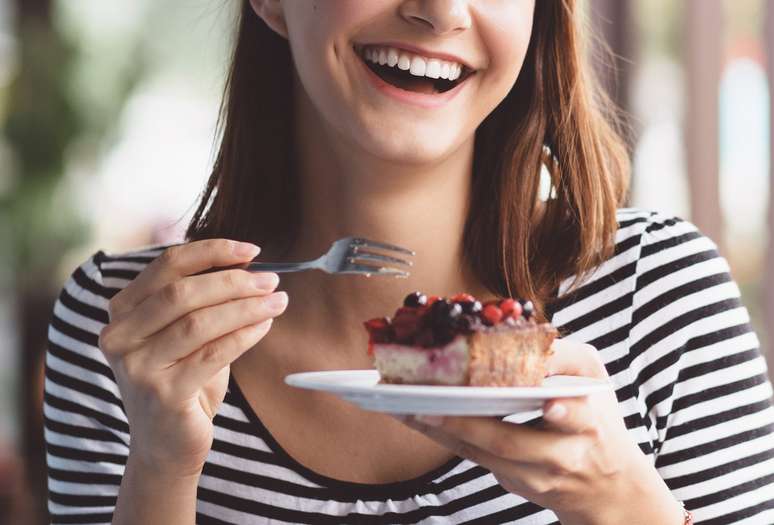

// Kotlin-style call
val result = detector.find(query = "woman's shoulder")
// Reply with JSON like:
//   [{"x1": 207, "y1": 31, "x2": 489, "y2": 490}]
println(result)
[
  {"x1": 613, "y1": 207, "x2": 723, "y2": 281},
  {"x1": 47, "y1": 242, "x2": 178, "y2": 402},
  {"x1": 554, "y1": 208, "x2": 726, "y2": 309},
  {"x1": 64, "y1": 242, "x2": 180, "y2": 304}
]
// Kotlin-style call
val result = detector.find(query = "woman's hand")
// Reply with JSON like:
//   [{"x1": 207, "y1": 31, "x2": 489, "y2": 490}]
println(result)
[
  {"x1": 98, "y1": 239, "x2": 288, "y2": 478},
  {"x1": 399, "y1": 339, "x2": 685, "y2": 525}
]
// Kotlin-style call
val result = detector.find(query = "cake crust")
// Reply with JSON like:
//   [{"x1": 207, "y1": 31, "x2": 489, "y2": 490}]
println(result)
[{"x1": 466, "y1": 322, "x2": 557, "y2": 386}]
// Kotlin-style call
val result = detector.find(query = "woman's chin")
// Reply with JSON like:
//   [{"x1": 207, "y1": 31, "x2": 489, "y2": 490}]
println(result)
[{"x1": 355, "y1": 126, "x2": 468, "y2": 166}]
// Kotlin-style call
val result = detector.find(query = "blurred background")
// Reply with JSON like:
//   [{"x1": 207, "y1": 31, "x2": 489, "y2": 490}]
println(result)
[{"x1": 0, "y1": 0, "x2": 772, "y2": 522}]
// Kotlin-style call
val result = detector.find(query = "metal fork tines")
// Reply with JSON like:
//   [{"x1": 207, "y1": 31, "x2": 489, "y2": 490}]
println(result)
[{"x1": 243, "y1": 236, "x2": 415, "y2": 277}]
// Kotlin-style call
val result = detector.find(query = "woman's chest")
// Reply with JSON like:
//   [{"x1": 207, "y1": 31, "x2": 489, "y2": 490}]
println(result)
[{"x1": 234, "y1": 367, "x2": 456, "y2": 484}]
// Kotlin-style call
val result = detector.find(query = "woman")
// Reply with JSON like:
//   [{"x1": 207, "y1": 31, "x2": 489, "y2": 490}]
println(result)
[{"x1": 44, "y1": 1, "x2": 774, "y2": 523}]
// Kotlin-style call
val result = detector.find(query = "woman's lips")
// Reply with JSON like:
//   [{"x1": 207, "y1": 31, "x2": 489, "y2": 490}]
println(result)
[{"x1": 356, "y1": 50, "x2": 473, "y2": 109}]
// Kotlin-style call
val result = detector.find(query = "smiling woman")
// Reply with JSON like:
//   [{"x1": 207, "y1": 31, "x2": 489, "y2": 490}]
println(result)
[{"x1": 42, "y1": 1, "x2": 774, "y2": 524}]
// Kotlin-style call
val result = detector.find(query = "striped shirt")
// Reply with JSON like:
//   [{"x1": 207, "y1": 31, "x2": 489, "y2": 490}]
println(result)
[{"x1": 45, "y1": 209, "x2": 774, "y2": 524}]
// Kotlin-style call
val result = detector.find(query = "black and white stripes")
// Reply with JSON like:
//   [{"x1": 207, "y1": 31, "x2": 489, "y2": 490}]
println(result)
[{"x1": 44, "y1": 209, "x2": 774, "y2": 524}]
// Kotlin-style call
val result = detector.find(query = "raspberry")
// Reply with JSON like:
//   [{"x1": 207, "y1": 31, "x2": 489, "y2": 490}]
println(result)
[
  {"x1": 426, "y1": 295, "x2": 440, "y2": 306},
  {"x1": 364, "y1": 317, "x2": 393, "y2": 343},
  {"x1": 482, "y1": 304, "x2": 503, "y2": 325},
  {"x1": 452, "y1": 293, "x2": 476, "y2": 303},
  {"x1": 499, "y1": 298, "x2": 516, "y2": 315},
  {"x1": 395, "y1": 306, "x2": 418, "y2": 317},
  {"x1": 364, "y1": 317, "x2": 389, "y2": 331},
  {"x1": 500, "y1": 298, "x2": 522, "y2": 318}
]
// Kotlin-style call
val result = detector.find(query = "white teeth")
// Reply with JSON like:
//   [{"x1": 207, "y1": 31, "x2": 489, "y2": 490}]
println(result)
[
  {"x1": 409, "y1": 56, "x2": 426, "y2": 76},
  {"x1": 425, "y1": 59, "x2": 441, "y2": 79},
  {"x1": 360, "y1": 45, "x2": 468, "y2": 83},
  {"x1": 387, "y1": 48, "x2": 399, "y2": 67}
]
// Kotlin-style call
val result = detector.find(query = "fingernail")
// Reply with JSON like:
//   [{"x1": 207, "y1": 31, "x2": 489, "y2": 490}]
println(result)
[
  {"x1": 252, "y1": 272, "x2": 279, "y2": 291},
  {"x1": 265, "y1": 291, "x2": 289, "y2": 313},
  {"x1": 544, "y1": 403, "x2": 566, "y2": 421},
  {"x1": 233, "y1": 242, "x2": 260, "y2": 257},
  {"x1": 415, "y1": 415, "x2": 444, "y2": 427}
]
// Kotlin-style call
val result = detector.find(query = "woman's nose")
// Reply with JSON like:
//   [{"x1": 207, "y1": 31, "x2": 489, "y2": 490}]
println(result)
[{"x1": 399, "y1": 0, "x2": 473, "y2": 35}]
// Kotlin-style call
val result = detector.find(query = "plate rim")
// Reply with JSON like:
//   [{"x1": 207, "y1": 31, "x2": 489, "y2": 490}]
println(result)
[{"x1": 284, "y1": 369, "x2": 611, "y2": 399}]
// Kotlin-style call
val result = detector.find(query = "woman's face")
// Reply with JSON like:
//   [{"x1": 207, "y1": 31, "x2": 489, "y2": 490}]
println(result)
[{"x1": 255, "y1": 0, "x2": 535, "y2": 164}]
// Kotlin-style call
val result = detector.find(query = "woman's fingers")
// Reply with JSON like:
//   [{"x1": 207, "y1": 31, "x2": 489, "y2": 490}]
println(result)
[
  {"x1": 170, "y1": 318, "x2": 275, "y2": 398},
  {"x1": 407, "y1": 415, "x2": 572, "y2": 466},
  {"x1": 139, "y1": 291, "x2": 289, "y2": 368},
  {"x1": 546, "y1": 339, "x2": 609, "y2": 379},
  {"x1": 108, "y1": 239, "x2": 261, "y2": 319},
  {"x1": 109, "y1": 269, "x2": 279, "y2": 344},
  {"x1": 542, "y1": 396, "x2": 598, "y2": 434}
]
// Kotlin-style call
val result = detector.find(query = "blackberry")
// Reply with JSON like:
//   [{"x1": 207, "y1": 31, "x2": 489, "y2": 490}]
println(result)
[
  {"x1": 458, "y1": 300, "x2": 482, "y2": 314},
  {"x1": 403, "y1": 291, "x2": 427, "y2": 307}
]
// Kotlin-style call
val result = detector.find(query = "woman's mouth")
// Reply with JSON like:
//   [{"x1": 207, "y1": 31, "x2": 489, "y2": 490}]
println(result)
[{"x1": 354, "y1": 44, "x2": 475, "y2": 96}]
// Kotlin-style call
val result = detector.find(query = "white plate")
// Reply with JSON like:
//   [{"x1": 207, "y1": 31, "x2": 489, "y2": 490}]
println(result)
[{"x1": 284, "y1": 370, "x2": 612, "y2": 416}]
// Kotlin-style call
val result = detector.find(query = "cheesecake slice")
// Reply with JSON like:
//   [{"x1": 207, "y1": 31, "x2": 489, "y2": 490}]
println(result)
[{"x1": 364, "y1": 292, "x2": 558, "y2": 387}]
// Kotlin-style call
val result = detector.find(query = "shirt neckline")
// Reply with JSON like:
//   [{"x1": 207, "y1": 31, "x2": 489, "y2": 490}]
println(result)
[{"x1": 226, "y1": 372, "x2": 466, "y2": 500}]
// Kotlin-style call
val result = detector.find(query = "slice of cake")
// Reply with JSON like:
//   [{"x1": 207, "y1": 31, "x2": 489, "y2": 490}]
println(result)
[{"x1": 364, "y1": 292, "x2": 557, "y2": 387}]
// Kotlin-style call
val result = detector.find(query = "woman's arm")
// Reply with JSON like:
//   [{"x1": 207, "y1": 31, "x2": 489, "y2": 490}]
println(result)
[
  {"x1": 45, "y1": 252, "x2": 128, "y2": 523},
  {"x1": 629, "y1": 216, "x2": 774, "y2": 523},
  {"x1": 112, "y1": 456, "x2": 200, "y2": 524}
]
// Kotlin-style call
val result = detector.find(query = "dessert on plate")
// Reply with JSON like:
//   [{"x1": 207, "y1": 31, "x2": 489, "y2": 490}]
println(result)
[{"x1": 364, "y1": 292, "x2": 558, "y2": 387}]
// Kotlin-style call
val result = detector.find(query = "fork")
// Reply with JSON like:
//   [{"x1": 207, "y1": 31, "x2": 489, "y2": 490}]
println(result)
[{"x1": 202, "y1": 236, "x2": 415, "y2": 277}]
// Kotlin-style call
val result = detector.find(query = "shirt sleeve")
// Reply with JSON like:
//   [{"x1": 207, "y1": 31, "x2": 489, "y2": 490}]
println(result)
[
  {"x1": 44, "y1": 251, "x2": 127, "y2": 524},
  {"x1": 629, "y1": 215, "x2": 774, "y2": 524}
]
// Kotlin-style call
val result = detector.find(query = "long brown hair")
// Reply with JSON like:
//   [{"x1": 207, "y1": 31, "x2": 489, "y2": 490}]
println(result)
[{"x1": 185, "y1": 0, "x2": 630, "y2": 316}]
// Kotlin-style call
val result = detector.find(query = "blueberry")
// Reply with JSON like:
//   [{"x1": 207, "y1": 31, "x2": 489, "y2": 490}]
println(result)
[
  {"x1": 431, "y1": 299, "x2": 462, "y2": 325},
  {"x1": 459, "y1": 300, "x2": 482, "y2": 314},
  {"x1": 403, "y1": 291, "x2": 427, "y2": 307},
  {"x1": 522, "y1": 300, "x2": 534, "y2": 320}
]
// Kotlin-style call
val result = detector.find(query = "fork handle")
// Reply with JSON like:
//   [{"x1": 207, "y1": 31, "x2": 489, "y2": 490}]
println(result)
[
  {"x1": 193, "y1": 260, "x2": 318, "y2": 276},
  {"x1": 244, "y1": 261, "x2": 318, "y2": 273}
]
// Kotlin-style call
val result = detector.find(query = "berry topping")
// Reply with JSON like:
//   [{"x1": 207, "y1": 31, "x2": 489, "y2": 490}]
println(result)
[
  {"x1": 482, "y1": 304, "x2": 503, "y2": 325},
  {"x1": 403, "y1": 291, "x2": 428, "y2": 307},
  {"x1": 364, "y1": 291, "x2": 538, "y2": 351},
  {"x1": 521, "y1": 300, "x2": 534, "y2": 320},
  {"x1": 364, "y1": 317, "x2": 392, "y2": 343},
  {"x1": 499, "y1": 298, "x2": 523, "y2": 319},
  {"x1": 430, "y1": 299, "x2": 462, "y2": 324},
  {"x1": 392, "y1": 308, "x2": 423, "y2": 343},
  {"x1": 415, "y1": 328, "x2": 436, "y2": 347},
  {"x1": 499, "y1": 298, "x2": 517, "y2": 316},
  {"x1": 452, "y1": 293, "x2": 476, "y2": 303},
  {"x1": 455, "y1": 313, "x2": 483, "y2": 332},
  {"x1": 459, "y1": 300, "x2": 483, "y2": 314}
]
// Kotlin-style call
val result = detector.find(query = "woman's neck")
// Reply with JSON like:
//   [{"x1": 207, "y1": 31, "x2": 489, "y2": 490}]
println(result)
[{"x1": 256, "y1": 85, "x2": 494, "y2": 369}]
